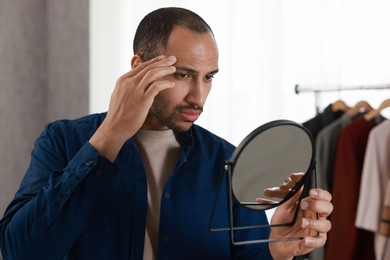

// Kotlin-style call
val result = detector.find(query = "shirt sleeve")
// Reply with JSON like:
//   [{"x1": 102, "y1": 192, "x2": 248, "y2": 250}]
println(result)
[{"x1": 0, "y1": 122, "x2": 119, "y2": 259}]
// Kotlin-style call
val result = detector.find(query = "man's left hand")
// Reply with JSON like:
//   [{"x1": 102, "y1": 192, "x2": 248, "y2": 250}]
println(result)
[{"x1": 268, "y1": 188, "x2": 333, "y2": 260}]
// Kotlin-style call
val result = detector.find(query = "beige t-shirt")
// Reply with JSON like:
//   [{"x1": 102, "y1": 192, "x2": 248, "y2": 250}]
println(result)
[{"x1": 133, "y1": 129, "x2": 180, "y2": 260}]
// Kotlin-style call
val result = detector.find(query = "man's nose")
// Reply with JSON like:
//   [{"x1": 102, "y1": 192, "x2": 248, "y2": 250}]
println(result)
[{"x1": 187, "y1": 80, "x2": 205, "y2": 106}]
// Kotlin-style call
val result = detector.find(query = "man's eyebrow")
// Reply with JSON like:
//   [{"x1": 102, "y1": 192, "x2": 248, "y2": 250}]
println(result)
[{"x1": 175, "y1": 66, "x2": 219, "y2": 75}]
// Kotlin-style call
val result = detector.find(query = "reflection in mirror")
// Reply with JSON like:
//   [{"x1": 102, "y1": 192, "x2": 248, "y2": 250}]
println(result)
[
  {"x1": 231, "y1": 123, "x2": 313, "y2": 210},
  {"x1": 256, "y1": 172, "x2": 304, "y2": 205}
]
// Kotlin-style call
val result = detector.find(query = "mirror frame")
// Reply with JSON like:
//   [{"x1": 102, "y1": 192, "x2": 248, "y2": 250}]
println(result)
[
  {"x1": 230, "y1": 119, "x2": 315, "y2": 210},
  {"x1": 209, "y1": 119, "x2": 317, "y2": 245}
]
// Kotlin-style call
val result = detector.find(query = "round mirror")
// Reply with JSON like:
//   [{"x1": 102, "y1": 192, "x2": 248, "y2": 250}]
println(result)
[{"x1": 230, "y1": 120, "x2": 315, "y2": 210}]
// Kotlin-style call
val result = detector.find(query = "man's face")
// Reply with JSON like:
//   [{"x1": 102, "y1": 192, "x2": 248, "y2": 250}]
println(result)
[{"x1": 143, "y1": 26, "x2": 219, "y2": 133}]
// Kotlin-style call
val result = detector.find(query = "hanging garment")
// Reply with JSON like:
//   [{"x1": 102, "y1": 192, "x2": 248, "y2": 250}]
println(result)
[
  {"x1": 302, "y1": 104, "x2": 344, "y2": 140},
  {"x1": 299, "y1": 103, "x2": 344, "y2": 260},
  {"x1": 302, "y1": 103, "x2": 344, "y2": 196},
  {"x1": 355, "y1": 120, "x2": 390, "y2": 259},
  {"x1": 376, "y1": 180, "x2": 390, "y2": 260},
  {"x1": 304, "y1": 113, "x2": 354, "y2": 260},
  {"x1": 315, "y1": 113, "x2": 354, "y2": 191},
  {"x1": 325, "y1": 116, "x2": 384, "y2": 260}
]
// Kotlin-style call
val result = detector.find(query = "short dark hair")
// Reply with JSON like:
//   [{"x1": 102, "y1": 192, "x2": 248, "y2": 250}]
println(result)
[{"x1": 133, "y1": 7, "x2": 213, "y2": 61}]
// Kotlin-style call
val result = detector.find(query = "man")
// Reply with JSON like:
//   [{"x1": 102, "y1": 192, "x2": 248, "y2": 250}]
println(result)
[{"x1": 0, "y1": 7, "x2": 332, "y2": 259}]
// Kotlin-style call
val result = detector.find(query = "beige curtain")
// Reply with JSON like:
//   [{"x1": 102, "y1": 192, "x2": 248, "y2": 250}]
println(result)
[{"x1": 0, "y1": 1, "x2": 89, "y2": 249}]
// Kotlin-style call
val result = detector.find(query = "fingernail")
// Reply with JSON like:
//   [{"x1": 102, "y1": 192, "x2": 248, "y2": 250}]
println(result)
[
  {"x1": 168, "y1": 56, "x2": 176, "y2": 62},
  {"x1": 301, "y1": 201, "x2": 309, "y2": 209},
  {"x1": 302, "y1": 218, "x2": 309, "y2": 228}
]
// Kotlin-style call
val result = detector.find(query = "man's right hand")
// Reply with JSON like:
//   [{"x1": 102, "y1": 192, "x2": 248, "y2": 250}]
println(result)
[{"x1": 89, "y1": 55, "x2": 177, "y2": 162}]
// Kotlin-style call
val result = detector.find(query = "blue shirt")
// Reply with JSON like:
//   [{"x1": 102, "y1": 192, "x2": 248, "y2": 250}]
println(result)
[{"x1": 0, "y1": 113, "x2": 272, "y2": 259}]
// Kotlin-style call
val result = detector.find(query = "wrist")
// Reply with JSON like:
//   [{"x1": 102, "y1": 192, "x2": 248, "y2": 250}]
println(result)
[
  {"x1": 89, "y1": 121, "x2": 136, "y2": 162},
  {"x1": 268, "y1": 234, "x2": 294, "y2": 260}
]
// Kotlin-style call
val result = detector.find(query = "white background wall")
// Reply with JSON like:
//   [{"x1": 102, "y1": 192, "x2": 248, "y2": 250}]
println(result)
[{"x1": 90, "y1": 0, "x2": 390, "y2": 146}]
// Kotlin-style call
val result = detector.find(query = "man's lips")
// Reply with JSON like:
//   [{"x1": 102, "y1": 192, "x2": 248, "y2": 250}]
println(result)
[{"x1": 179, "y1": 108, "x2": 202, "y2": 122}]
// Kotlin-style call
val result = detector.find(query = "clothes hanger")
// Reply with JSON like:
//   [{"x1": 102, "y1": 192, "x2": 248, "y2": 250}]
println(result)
[
  {"x1": 331, "y1": 100, "x2": 350, "y2": 112},
  {"x1": 346, "y1": 100, "x2": 373, "y2": 117},
  {"x1": 364, "y1": 98, "x2": 390, "y2": 121}
]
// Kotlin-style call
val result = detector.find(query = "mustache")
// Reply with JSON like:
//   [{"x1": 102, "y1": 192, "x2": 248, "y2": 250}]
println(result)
[{"x1": 178, "y1": 104, "x2": 203, "y2": 112}]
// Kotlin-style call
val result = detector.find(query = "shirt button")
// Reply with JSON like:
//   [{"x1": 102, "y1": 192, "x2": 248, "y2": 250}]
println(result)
[
  {"x1": 95, "y1": 169, "x2": 103, "y2": 176},
  {"x1": 85, "y1": 160, "x2": 93, "y2": 166},
  {"x1": 162, "y1": 235, "x2": 170, "y2": 242},
  {"x1": 164, "y1": 192, "x2": 171, "y2": 199},
  {"x1": 182, "y1": 157, "x2": 187, "y2": 163}
]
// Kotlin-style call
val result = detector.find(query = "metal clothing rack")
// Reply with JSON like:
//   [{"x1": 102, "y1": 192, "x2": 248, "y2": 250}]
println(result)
[
  {"x1": 296, "y1": 83, "x2": 390, "y2": 259},
  {"x1": 295, "y1": 83, "x2": 390, "y2": 114}
]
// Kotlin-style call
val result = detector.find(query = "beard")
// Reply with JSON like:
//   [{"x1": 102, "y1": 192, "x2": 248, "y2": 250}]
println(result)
[{"x1": 149, "y1": 95, "x2": 202, "y2": 133}]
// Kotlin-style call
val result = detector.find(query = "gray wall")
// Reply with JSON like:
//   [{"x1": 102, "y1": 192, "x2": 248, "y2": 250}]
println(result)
[{"x1": 0, "y1": 0, "x2": 89, "y2": 250}]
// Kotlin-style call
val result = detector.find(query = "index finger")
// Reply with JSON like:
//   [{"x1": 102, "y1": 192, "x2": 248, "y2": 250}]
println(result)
[{"x1": 123, "y1": 55, "x2": 174, "y2": 79}]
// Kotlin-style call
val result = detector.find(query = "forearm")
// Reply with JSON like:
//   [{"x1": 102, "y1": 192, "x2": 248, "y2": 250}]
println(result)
[
  {"x1": 0, "y1": 143, "x2": 118, "y2": 259},
  {"x1": 89, "y1": 119, "x2": 134, "y2": 162}
]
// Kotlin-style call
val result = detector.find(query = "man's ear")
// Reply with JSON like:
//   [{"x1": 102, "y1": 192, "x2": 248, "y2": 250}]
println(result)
[{"x1": 131, "y1": 55, "x2": 144, "y2": 69}]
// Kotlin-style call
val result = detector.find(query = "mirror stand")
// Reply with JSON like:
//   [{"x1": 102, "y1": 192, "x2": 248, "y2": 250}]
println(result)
[
  {"x1": 209, "y1": 120, "x2": 319, "y2": 245},
  {"x1": 209, "y1": 162, "x2": 317, "y2": 245}
]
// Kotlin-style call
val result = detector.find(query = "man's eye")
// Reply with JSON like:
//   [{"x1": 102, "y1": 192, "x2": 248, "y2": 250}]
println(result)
[
  {"x1": 205, "y1": 74, "x2": 215, "y2": 81},
  {"x1": 174, "y1": 73, "x2": 190, "y2": 79}
]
